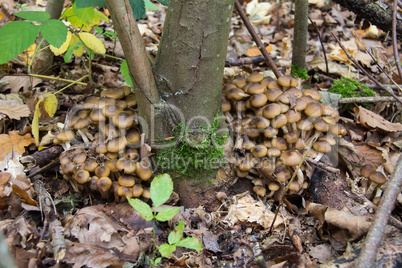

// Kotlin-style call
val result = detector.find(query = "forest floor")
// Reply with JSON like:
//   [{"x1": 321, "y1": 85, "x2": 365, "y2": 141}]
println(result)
[{"x1": 0, "y1": 0, "x2": 402, "y2": 267}]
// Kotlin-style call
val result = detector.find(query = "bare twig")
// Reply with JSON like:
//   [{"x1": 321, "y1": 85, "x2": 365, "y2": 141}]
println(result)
[
  {"x1": 332, "y1": 33, "x2": 402, "y2": 104},
  {"x1": 309, "y1": 17, "x2": 328, "y2": 74},
  {"x1": 225, "y1": 55, "x2": 266, "y2": 67},
  {"x1": 393, "y1": 0, "x2": 402, "y2": 79},
  {"x1": 356, "y1": 155, "x2": 402, "y2": 268},
  {"x1": 366, "y1": 84, "x2": 402, "y2": 91},
  {"x1": 234, "y1": 0, "x2": 281, "y2": 78},
  {"x1": 305, "y1": 157, "x2": 340, "y2": 173},
  {"x1": 338, "y1": 96, "x2": 396, "y2": 103}
]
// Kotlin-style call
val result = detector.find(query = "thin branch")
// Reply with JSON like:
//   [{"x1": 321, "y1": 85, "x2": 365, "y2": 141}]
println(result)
[
  {"x1": 338, "y1": 96, "x2": 396, "y2": 103},
  {"x1": 234, "y1": 0, "x2": 281, "y2": 78},
  {"x1": 356, "y1": 155, "x2": 402, "y2": 268},
  {"x1": 225, "y1": 55, "x2": 266, "y2": 67},
  {"x1": 331, "y1": 33, "x2": 402, "y2": 105},
  {"x1": 393, "y1": 0, "x2": 402, "y2": 79},
  {"x1": 305, "y1": 157, "x2": 341, "y2": 173},
  {"x1": 309, "y1": 17, "x2": 328, "y2": 75}
]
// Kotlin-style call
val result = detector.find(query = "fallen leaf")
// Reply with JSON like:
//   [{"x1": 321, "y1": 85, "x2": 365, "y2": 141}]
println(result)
[
  {"x1": 0, "y1": 100, "x2": 30, "y2": 120},
  {"x1": 246, "y1": 0, "x2": 273, "y2": 25},
  {"x1": 0, "y1": 76, "x2": 42, "y2": 93},
  {"x1": 354, "y1": 106, "x2": 402, "y2": 132},
  {"x1": 0, "y1": 131, "x2": 35, "y2": 161},
  {"x1": 247, "y1": 45, "x2": 273, "y2": 56}
]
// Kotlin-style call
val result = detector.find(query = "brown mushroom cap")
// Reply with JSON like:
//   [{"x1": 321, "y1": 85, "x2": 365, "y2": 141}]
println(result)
[
  {"x1": 286, "y1": 87, "x2": 303, "y2": 98},
  {"x1": 265, "y1": 88, "x2": 283, "y2": 102},
  {"x1": 253, "y1": 185, "x2": 266, "y2": 197},
  {"x1": 124, "y1": 94, "x2": 137, "y2": 108},
  {"x1": 294, "y1": 98, "x2": 307, "y2": 111},
  {"x1": 142, "y1": 187, "x2": 151, "y2": 199},
  {"x1": 126, "y1": 128, "x2": 141, "y2": 144},
  {"x1": 118, "y1": 174, "x2": 136, "y2": 187},
  {"x1": 268, "y1": 182, "x2": 280, "y2": 192},
  {"x1": 271, "y1": 114, "x2": 288, "y2": 129},
  {"x1": 250, "y1": 94, "x2": 268, "y2": 108},
  {"x1": 107, "y1": 136, "x2": 128, "y2": 153},
  {"x1": 102, "y1": 104, "x2": 121, "y2": 118},
  {"x1": 318, "y1": 135, "x2": 336, "y2": 146},
  {"x1": 98, "y1": 176, "x2": 113, "y2": 192},
  {"x1": 277, "y1": 75, "x2": 298, "y2": 88},
  {"x1": 96, "y1": 143, "x2": 108, "y2": 154},
  {"x1": 116, "y1": 157, "x2": 136, "y2": 174},
  {"x1": 263, "y1": 103, "x2": 281, "y2": 119},
  {"x1": 84, "y1": 159, "x2": 98, "y2": 172},
  {"x1": 74, "y1": 118, "x2": 90, "y2": 130},
  {"x1": 82, "y1": 96, "x2": 100, "y2": 109},
  {"x1": 313, "y1": 140, "x2": 332, "y2": 153},
  {"x1": 313, "y1": 119, "x2": 329, "y2": 133},
  {"x1": 304, "y1": 103, "x2": 323, "y2": 118},
  {"x1": 286, "y1": 110, "x2": 301, "y2": 124},
  {"x1": 320, "y1": 103, "x2": 336, "y2": 116},
  {"x1": 95, "y1": 165, "x2": 111, "y2": 178},
  {"x1": 135, "y1": 160, "x2": 153, "y2": 181},
  {"x1": 222, "y1": 97, "x2": 232, "y2": 113},
  {"x1": 267, "y1": 147, "x2": 281, "y2": 158},
  {"x1": 226, "y1": 87, "x2": 247, "y2": 101},
  {"x1": 73, "y1": 153, "x2": 87, "y2": 164},
  {"x1": 284, "y1": 132, "x2": 298, "y2": 144},
  {"x1": 132, "y1": 184, "x2": 144, "y2": 197},
  {"x1": 369, "y1": 172, "x2": 387, "y2": 185},
  {"x1": 272, "y1": 137, "x2": 288, "y2": 151},
  {"x1": 303, "y1": 89, "x2": 322, "y2": 101},
  {"x1": 280, "y1": 150, "x2": 303, "y2": 166},
  {"x1": 113, "y1": 110, "x2": 134, "y2": 129},
  {"x1": 275, "y1": 167, "x2": 291, "y2": 182},
  {"x1": 330, "y1": 124, "x2": 347, "y2": 136},
  {"x1": 57, "y1": 130, "x2": 75, "y2": 142},
  {"x1": 247, "y1": 72, "x2": 264, "y2": 83},
  {"x1": 288, "y1": 181, "x2": 301, "y2": 192},
  {"x1": 90, "y1": 109, "x2": 106, "y2": 122},
  {"x1": 255, "y1": 117, "x2": 270, "y2": 129},
  {"x1": 100, "y1": 88, "x2": 126, "y2": 99},
  {"x1": 117, "y1": 186, "x2": 133, "y2": 198},
  {"x1": 263, "y1": 126, "x2": 279, "y2": 138},
  {"x1": 75, "y1": 170, "x2": 90, "y2": 184},
  {"x1": 247, "y1": 83, "x2": 266, "y2": 95},
  {"x1": 361, "y1": 164, "x2": 376, "y2": 178},
  {"x1": 232, "y1": 77, "x2": 247, "y2": 88},
  {"x1": 251, "y1": 144, "x2": 268, "y2": 158}
]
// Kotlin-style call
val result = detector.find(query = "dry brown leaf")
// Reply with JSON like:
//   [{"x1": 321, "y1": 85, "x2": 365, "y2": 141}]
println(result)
[
  {"x1": 0, "y1": 100, "x2": 30, "y2": 120},
  {"x1": 0, "y1": 131, "x2": 35, "y2": 161},
  {"x1": 354, "y1": 106, "x2": 402, "y2": 132},
  {"x1": 0, "y1": 76, "x2": 42, "y2": 93},
  {"x1": 0, "y1": 172, "x2": 11, "y2": 196},
  {"x1": 223, "y1": 193, "x2": 283, "y2": 228},
  {"x1": 247, "y1": 45, "x2": 273, "y2": 56}
]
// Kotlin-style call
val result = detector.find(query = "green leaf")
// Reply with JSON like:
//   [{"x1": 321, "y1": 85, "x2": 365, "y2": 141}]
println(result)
[
  {"x1": 168, "y1": 220, "x2": 184, "y2": 245},
  {"x1": 75, "y1": 0, "x2": 106, "y2": 8},
  {"x1": 158, "y1": 244, "x2": 176, "y2": 258},
  {"x1": 176, "y1": 237, "x2": 203, "y2": 251},
  {"x1": 130, "y1": 0, "x2": 146, "y2": 19},
  {"x1": 64, "y1": 48, "x2": 73, "y2": 63},
  {"x1": 150, "y1": 173, "x2": 173, "y2": 209},
  {"x1": 144, "y1": 0, "x2": 160, "y2": 10},
  {"x1": 94, "y1": 9, "x2": 109, "y2": 22},
  {"x1": 154, "y1": 257, "x2": 161, "y2": 265},
  {"x1": 40, "y1": 20, "x2": 68, "y2": 48},
  {"x1": 157, "y1": 0, "x2": 169, "y2": 6},
  {"x1": 73, "y1": 3, "x2": 95, "y2": 24},
  {"x1": 0, "y1": 21, "x2": 40, "y2": 64},
  {"x1": 14, "y1": 11, "x2": 50, "y2": 22},
  {"x1": 155, "y1": 207, "x2": 181, "y2": 222},
  {"x1": 120, "y1": 60, "x2": 133, "y2": 87},
  {"x1": 127, "y1": 198, "x2": 153, "y2": 221}
]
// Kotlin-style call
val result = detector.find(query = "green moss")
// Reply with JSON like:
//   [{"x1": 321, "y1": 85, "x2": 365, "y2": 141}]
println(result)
[
  {"x1": 155, "y1": 114, "x2": 227, "y2": 180},
  {"x1": 329, "y1": 77, "x2": 375, "y2": 109},
  {"x1": 291, "y1": 64, "x2": 308, "y2": 80}
]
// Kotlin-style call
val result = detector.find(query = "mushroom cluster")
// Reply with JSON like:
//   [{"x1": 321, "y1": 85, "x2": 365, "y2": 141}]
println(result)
[
  {"x1": 360, "y1": 164, "x2": 387, "y2": 205},
  {"x1": 56, "y1": 86, "x2": 153, "y2": 201},
  {"x1": 222, "y1": 73, "x2": 346, "y2": 198}
]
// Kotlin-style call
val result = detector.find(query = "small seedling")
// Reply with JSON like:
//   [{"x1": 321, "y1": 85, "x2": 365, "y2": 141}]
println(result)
[{"x1": 128, "y1": 174, "x2": 203, "y2": 266}]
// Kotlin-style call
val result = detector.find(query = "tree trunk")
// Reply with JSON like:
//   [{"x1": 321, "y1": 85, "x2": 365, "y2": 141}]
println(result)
[
  {"x1": 291, "y1": 0, "x2": 308, "y2": 69},
  {"x1": 152, "y1": 0, "x2": 234, "y2": 140}
]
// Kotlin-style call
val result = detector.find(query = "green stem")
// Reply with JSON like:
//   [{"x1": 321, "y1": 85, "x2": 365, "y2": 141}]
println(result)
[
  {"x1": 54, "y1": 74, "x2": 89, "y2": 94},
  {"x1": 88, "y1": 52, "x2": 94, "y2": 86},
  {"x1": 28, "y1": 74, "x2": 87, "y2": 86},
  {"x1": 152, "y1": 216, "x2": 156, "y2": 266},
  {"x1": 28, "y1": 37, "x2": 46, "y2": 73}
]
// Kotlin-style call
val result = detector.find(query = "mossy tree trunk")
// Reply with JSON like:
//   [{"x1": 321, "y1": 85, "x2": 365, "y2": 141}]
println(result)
[{"x1": 106, "y1": 0, "x2": 235, "y2": 208}]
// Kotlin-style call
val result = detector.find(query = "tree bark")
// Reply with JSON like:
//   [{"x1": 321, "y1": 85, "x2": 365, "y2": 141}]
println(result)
[
  {"x1": 332, "y1": 0, "x2": 402, "y2": 40},
  {"x1": 153, "y1": 0, "x2": 234, "y2": 138},
  {"x1": 292, "y1": 0, "x2": 309, "y2": 69}
]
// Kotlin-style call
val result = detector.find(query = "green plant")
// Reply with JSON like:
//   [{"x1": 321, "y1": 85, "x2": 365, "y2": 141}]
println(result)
[
  {"x1": 128, "y1": 174, "x2": 202, "y2": 266},
  {"x1": 329, "y1": 76, "x2": 375, "y2": 109},
  {"x1": 291, "y1": 64, "x2": 308, "y2": 80},
  {"x1": 155, "y1": 114, "x2": 227, "y2": 179}
]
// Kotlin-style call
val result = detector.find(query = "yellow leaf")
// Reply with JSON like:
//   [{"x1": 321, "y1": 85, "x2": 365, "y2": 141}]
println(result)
[
  {"x1": 19, "y1": 43, "x2": 36, "y2": 65},
  {"x1": 32, "y1": 99, "x2": 42, "y2": 146},
  {"x1": 50, "y1": 31, "x2": 72, "y2": 56},
  {"x1": 43, "y1": 93, "x2": 58, "y2": 117},
  {"x1": 73, "y1": 46, "x2": 84, "y2": 57},
  {"x1": 79, "y1": 32, "x2": 106, "y2": 54},
  {"x1": 0, "y1": 131, "x2": 35, "y2": 161}
]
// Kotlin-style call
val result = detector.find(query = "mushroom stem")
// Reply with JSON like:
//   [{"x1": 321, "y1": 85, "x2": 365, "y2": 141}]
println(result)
[
  {"x1": 77, "y1": 129, "x2": 90, "y2": 145},
  {"x1": 365, "y1": 182, "x2": 378, "y2": 199}
]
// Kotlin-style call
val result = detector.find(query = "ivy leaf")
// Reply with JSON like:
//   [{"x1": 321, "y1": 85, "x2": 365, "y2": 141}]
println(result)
[
  {"x1": 158, "y1": 244, "x2": 176, "y2": 258},
  {"x1": 40, "y1": 20, "x2": 68, "y2": 48},
  {"x1": 127, "y1": 198, "x2": 153, "y2": 221},
  {"x1": 0, "y1": 21, "x2": 40, "y2": 64},
  {"x1": 150, "y1": 173, "x2": 173, "y2": 209},
  {"x1": 176, "y1": 237, "x2": 203, "y2": 251},
  {"x1": 168, "y1": 220, "x2": 184, "y2": 245},
  {"x1": 14, "y1": 11, "x2": 50, "y2": 22},
  {"x1": 155, "y1": 207, "x2": 181, "y2": 222}
]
